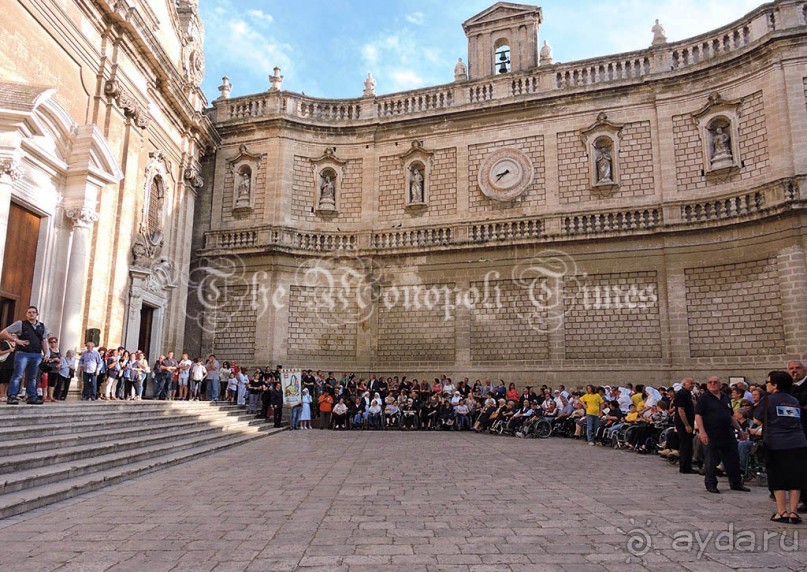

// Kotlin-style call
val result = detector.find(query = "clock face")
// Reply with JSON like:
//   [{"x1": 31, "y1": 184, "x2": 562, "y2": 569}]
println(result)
[{"x1": 478, "y1": 148, "x2": 534, "y2": 201}]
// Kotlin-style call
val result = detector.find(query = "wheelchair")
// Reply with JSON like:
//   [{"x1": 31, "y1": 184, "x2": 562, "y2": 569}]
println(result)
[{"x1": 400, "y1": 411, "x2": 419, "y2": 430}]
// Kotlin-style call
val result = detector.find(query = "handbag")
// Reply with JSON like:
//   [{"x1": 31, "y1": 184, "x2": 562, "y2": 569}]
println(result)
[{"x1": 38, "y1": 361, "x2": 53, "y2": 373}]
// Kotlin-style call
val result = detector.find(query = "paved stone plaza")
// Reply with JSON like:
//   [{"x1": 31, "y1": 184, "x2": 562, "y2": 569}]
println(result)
[{"x1": 0, "y1": 431, "x2": 804, "y2": 571}]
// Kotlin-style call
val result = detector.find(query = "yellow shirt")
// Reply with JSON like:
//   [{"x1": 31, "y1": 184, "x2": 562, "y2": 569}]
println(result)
[
  {"x1": 625, "y1": 412, "x2": 639, "y2": 422},
  {"x1": 580, "y1": 393, "x2": 603, "y2": 416},
  {"x1": 631, "y1": 393, "x2": 643, "y2": 408}
]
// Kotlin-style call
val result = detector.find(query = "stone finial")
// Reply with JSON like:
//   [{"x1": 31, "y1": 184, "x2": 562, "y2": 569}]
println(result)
[
  {"x1": 218, "y1": 76, "x2": 232, "y2": 99},
  {"x1": 269, "y1": 67, "x2": 284, "y2": 92},
  {"x1": 651, "y1": 19, "x2": 667, "y2": 46},
  {"x1": 539, "y1": 41, "x2": 553, "y2": 65},
  {"x1": 454, "y1": 58, "x2": 467, "y2": 82},
  {"x1": 363, "y1": 73, "x2": 376, "y2": 97}
]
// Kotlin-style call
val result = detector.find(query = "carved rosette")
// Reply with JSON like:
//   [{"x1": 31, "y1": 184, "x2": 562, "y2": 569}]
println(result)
[
  {"x1": 65, "y1": 207, "x2": 100, "y2": 229},
  {"x1": 0, "y1": 158, "x2": 23, "y2": 182},
  {"x1": 104, "y1": 80, "x2": 150, "y2": 129}
]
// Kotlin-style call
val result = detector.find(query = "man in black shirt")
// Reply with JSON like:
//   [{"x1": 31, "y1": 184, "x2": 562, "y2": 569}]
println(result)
[
  {"x1": 0, "y1": 306, "x2": 48, "y2": 405},
  {"x1": 786, "y1": 360, "x2": 807, "y2": 512},
  {"x1": 694, "y1": 376, "x2": 750, "y2": 494},
  {"x1": 674, "y1": 378, "x2": 696, "y2": 474}
]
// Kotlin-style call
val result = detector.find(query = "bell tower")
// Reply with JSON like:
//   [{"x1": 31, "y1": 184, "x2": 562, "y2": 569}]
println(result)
[{"x1": 462, "y1": 2, "x2": 543, "y2": 80}]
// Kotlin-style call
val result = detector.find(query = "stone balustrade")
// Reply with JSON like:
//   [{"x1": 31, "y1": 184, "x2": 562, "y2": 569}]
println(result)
[
  {"x1": 200, "y1": 178, "x2": 802, "y2": 256},
  {"x1": 211, "y1": 2, "x2": 798, "y2": 126}
]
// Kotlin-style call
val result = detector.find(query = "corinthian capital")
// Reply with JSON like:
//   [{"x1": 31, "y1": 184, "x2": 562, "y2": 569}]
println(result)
[
  {"x1": 65, "y1": 207, "x2": 100, "y2": 228},
  {"x1": 1, "y1": 158, "x2": 23, "y2": 182}
]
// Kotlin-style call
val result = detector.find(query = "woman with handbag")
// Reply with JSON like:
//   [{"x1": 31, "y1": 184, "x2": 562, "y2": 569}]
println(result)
[
  {"x1": 43, "y1": 336, "x2": 62, "y2": 402},
  {"x1": 755, "y1": 370, "x2": 807, "y2": 524},
  {"x1": 53, "y1": 350, "x2": 75, "y2": 400}
]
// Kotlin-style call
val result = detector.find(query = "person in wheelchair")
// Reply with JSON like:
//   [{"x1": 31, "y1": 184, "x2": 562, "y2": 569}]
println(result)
[
  {"x1": 420, "y1": 396, "x2": 437, "y2": 430},
  {"x1": 511, "y1": 399, "x2": 534, "y2": 436},
  {"x1": 400, "y1": 398, "x2": 419, "y2": 429},
  {"x1": 352, "y1": 396, "x2": 367, "y2": 428},
  {"x1": 385, "y1": 399, "x2": 401, "y2": 428},
  {"x1": 332, "y1": 397, "x2": 349, "y2": 429},
  {"x1": 367, "y1": 399, "x2": 383, "y2": 429},
  {"x1": 596, "y1": 400, "x2": 624, "y2": 443},
  {"x1": 473, "y1": 397, "x2": 498, "y2": 432}
]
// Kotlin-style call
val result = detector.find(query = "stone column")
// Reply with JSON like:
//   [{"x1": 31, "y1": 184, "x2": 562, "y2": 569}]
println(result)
[
  {"x1": 0, "y1": 158, "x2": 23, "y2": 279},
  {"x1": 60, "y1": 207, "x2": 98, "y2": 353}
]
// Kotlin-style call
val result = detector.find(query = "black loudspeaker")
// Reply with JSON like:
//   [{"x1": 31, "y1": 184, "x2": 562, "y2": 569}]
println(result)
[{"x1": 85, "y1": 328, "x2": 100, "y2": 346}]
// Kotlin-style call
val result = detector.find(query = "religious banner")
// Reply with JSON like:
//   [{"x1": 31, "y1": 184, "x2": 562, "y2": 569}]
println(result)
[{"x1": 281, "y1": 369, "x2": 302, "y2": 406}]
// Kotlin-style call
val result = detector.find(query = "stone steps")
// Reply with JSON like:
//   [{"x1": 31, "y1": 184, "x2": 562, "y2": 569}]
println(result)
[{"x1": 0, "y1": 401, "x2": 284, "y2": 519}]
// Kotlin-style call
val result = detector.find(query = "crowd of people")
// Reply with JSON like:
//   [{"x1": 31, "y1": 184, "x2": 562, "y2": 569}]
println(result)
[{"x1": 1, "y1": 307, "x2": 805, "y2": 523}]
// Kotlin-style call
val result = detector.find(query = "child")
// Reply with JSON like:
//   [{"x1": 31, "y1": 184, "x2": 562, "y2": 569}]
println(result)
[{"x1": 226, "y1": 371, "x2": 238, "y2": 403}]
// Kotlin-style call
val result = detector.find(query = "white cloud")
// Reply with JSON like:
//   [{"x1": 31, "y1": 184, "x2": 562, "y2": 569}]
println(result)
[
  {"x1": 405, "y1": 12, "x2": 425, "y2": 26},
  {"x1": 201, "y1": 1, "x2": 292, "y2": 98},
  {"x1": 246, "y1": 9, "x2": 274, "y2": 25},
  {"x1": 389, "y1": 70, "x2": 424, "y2": 91},
  {"x1": 359, "y1": 29, "x2": 446, "y2": 94}
]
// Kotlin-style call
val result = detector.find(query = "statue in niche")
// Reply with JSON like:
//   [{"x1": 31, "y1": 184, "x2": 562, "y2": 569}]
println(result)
[
  {"x1": 651, "y1": 19, "x2": 667, "y2": 46},
  {"x1": 319, "y1": 173, "x2": 336, "y2": 209},
  {"x1": 235, "y1": 170, "x2": 251, "y2": 208},
  {"x1": 409, "y1": 166, "x2": 425, "y2": 204},
  {"x1": 454, "y1": 58, "x2": 467, "y2": 82},
  {"x1": 595, "y1": 142, "x2": 613, "y2": 184},
  {"x1": 710, "y1": 126, "x2": 733, "y2": 167}
]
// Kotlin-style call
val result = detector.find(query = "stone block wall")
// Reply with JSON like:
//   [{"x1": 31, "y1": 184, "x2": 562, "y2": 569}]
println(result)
[
  {"x1": 563, "y1": 272, "x2": 662, "y2": 359},
  {"x1": 685, "y1": 258, "x2": 785, "y2": 357},
  {"x1": 619, "y1": 121, "x2": 656, "y2": 197},
  {"x1": 470, "y1": 279, "x2": 550, "y2": 363},
  {"x1": 287, "y1": 285, "x2": 358, "y2": 359},
  {"x1": 557, "y1": 121, "x2": 655, "y2": 204},
  {"x1": 211, "y1": 285, "x2": 257, "y2": 363},
  {"x1": 291, "y1": 157, "x2": 363, "y2": 223},
  {"x1": 737, "y1": 91, "x2": 770, "y2": 180},
  {"x1": 673, "y1": 90, "x2": 769, "y2": 192},
  {"x1": 377, "y1": 147, "x2": 458, "y2": 222},
  {"x1": 376, "y1": 283, "x2": 457, "y2": 363}
]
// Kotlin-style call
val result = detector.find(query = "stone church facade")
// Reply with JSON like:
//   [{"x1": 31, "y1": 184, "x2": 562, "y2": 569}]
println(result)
[
  {"x1": 0, "y1": 0, "x2": 214, "y2": 358},
  {"x1": 192, "y1": 1, "x2": 807, "y2": 386}
]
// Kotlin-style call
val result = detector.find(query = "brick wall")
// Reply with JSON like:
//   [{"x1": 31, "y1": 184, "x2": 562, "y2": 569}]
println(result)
[
  {"x1": 468, "y1": 135, "x2": 545, "y2": 213},
  {"x1": 685, "y1": 258, "x2": 785, "y2": 357},
  {"x1": 287, "y1": 286, "x2": 358, "y2": 358},
  {"x1": 211, "y1": 285, "x2": 257, "y2": 363},
  {"x1": 557, "y1": 121, "x2": 655, "y2": 204},
  {"x1": 563, "y1": 272, "x2": 662, "y2": 359},
  {"x1": 470, "y1": 279, "x2": 550, "y2": 363},
  {"x1": 376, "y1": 283, "x2": 456, "y2": 363},
  {"x1": 291, "y1": 156, "x2": 363, "y2": 223},
  {"x1": 673, "y1": 90, "x2": 769, "y2": 192}
]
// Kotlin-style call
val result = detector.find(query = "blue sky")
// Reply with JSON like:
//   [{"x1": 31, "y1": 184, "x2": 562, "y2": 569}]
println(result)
[{"x1": 199, "y1": 0, "x2": 762, "y2": 102}]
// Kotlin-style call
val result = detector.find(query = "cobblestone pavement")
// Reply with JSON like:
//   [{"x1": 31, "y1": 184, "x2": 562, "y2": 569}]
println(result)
[{"x1": 1, "y1": 430, "x2": 805, "y2": 571}]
